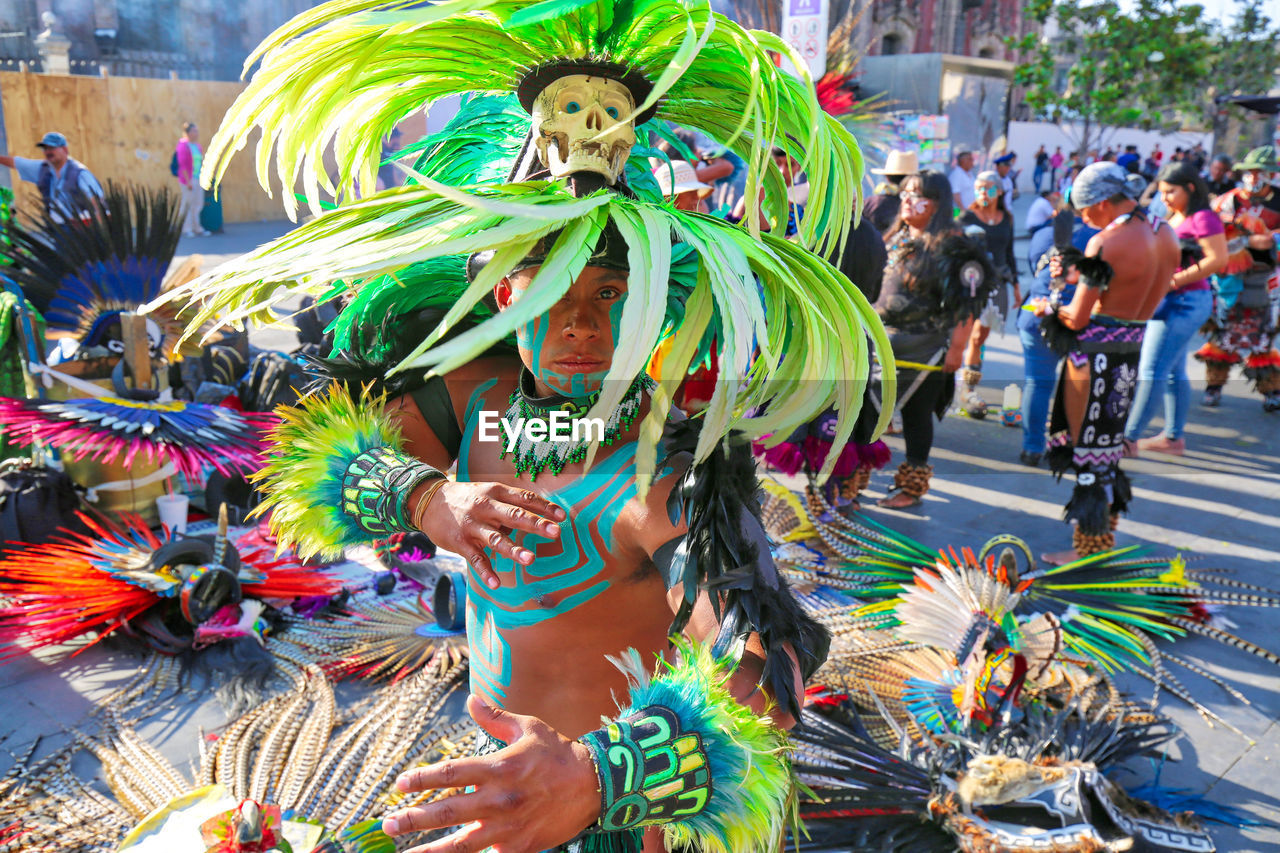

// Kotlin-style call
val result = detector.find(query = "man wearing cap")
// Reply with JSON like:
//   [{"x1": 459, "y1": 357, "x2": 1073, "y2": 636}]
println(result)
[
  {"x1": 0, "y1": 131, "x2": 104, "y2": 221},
  {"x1": 994, "y1": 152, "x2": 1016, "y2": 210},
  {"x1": 864, "y1": 149, "x2": 918, "y2": 234},
  {"x1": 1032, "y1": 161, "x2": 1179, "y2": 562},
  {"x1": 1196, "y1": 145, "x2": 1280, "y2": 411},
  {"x1": 949, "y1": 147, "x2": 976, "y2": 213}
]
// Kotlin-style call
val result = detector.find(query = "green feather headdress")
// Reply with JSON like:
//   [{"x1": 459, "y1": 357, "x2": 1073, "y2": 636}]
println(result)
[
  {"x1": 155, "y1": 180, "x2": 893, "y2": 486},
  {"x1": 203, "y1": 0, "x2": 862, "y2": 255}
]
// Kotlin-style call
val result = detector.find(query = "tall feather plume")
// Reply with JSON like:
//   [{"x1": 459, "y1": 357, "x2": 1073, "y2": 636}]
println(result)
[{"x1": 201, "y1": 0, "x2": 861, "y2": 255}]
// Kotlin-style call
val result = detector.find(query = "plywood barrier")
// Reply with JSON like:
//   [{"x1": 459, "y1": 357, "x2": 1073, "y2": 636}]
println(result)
[{"x1": 1, "y1": 71, "x2": 289, "y2": 223}]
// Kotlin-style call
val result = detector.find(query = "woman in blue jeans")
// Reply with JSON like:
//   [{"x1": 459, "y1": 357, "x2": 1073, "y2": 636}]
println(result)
[{"x1": 1124, "y1": 163, "x2": 1227, "y2": 455}]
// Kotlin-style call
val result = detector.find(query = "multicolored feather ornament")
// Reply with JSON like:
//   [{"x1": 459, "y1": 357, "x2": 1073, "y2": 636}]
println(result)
[
  {"x1": 764, "y1": 485, "x2": 1280, "y2": 729},
  {"x1": 0, "y1": 394, "x2": 275, "y2": 478},
  {"x1": 0, "y1": 511, "x2": 341, "y2": 662},
  {"x1": 1, "y1": 182, "x2": 204, "y2": 359}
]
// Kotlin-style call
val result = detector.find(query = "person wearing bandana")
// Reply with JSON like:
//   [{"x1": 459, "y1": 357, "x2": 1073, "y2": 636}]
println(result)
[
  {"x1": 1195, "y1": 145, "x2": 1280, "y2": 412},
  {"x1": 1031, "y1": 162, "x2": 1180, "y2": 563}
]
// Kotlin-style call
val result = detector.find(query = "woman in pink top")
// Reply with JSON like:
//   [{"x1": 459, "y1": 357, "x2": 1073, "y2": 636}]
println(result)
[
  {"x1": 175, "y1": 122, "x2": 210, "y2": 237},
  {"x1": 1124, "y1": 161, "x2": 1227, "y2": 454}
]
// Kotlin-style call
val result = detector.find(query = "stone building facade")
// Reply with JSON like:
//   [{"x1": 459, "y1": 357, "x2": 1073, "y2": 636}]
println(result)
[
  {"x1": 862, "y1": 0, "x2": 1035, "y2": 62},
  {"x1": 0, "y1": 0, "x2": 324, "y2": 79}
]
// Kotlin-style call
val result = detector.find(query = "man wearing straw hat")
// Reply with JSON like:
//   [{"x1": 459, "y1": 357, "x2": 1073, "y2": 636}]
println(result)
[{"x1": 864, "y1": 149, "x2": 919, "y2": 234}]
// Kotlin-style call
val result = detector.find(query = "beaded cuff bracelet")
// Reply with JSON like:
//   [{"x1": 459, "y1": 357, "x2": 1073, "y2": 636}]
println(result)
[
  {"x1": 578, "y1": 705, "x2": 712, "y2": 831},
  {"x1": 340, "y1": 447, "x2": 443, "y2": 537}
]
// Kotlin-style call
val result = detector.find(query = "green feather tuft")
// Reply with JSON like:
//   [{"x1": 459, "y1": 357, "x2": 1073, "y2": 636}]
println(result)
[
  {"x1": 607, "y1": 638, "x2": 794, "y2": 853},
  {"x1": 250, "y1": 383, "x2": 404, "y2": 561},
  {"x1": 153, "y1": 182, "x2": 888, "y2": 488}
]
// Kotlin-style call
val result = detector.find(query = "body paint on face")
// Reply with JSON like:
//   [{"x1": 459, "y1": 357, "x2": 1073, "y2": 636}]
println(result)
[{"x1": 515, "y1": 297, "x2": 626, "y2": 399}]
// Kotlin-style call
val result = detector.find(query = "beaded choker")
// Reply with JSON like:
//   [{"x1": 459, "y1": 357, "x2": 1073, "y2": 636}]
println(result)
[{"x1": 500, "y1": 369, "x2": 652, "y2": 479}]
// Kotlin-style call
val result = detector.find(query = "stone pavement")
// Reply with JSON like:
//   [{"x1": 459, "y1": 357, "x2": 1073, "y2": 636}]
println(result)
[{"x1": 2, "y1": 204, "x2": 1278, "y2": 850}]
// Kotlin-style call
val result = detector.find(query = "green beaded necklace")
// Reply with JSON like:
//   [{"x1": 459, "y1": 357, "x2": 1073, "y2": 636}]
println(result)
[{"x1": 500, "y1": 371, "x2": 653, "y2": 479}]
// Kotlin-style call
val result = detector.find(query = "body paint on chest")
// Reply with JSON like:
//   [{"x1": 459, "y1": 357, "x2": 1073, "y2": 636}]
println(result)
[{"x1": 458, "y1": 416, "x2": 672, "y2": 702}]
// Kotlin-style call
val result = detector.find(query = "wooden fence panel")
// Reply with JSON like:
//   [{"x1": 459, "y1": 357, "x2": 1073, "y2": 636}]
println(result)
[{"x1": 0, "y1": 70, "x2": 287, "y2": 223}]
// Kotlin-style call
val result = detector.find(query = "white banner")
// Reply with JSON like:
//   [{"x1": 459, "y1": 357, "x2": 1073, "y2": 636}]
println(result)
[{"x1": 781, "y1": 0, "x2": 828, "y2": 80}]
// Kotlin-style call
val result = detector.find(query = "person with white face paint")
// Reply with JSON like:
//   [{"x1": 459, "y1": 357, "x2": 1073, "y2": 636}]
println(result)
[
  {"x1": 1195, "y1": 145, "x2": 1280, "y2": 411},
  {"x1": 957, "y1": 170, "x2": 1020, "y2": 419}
]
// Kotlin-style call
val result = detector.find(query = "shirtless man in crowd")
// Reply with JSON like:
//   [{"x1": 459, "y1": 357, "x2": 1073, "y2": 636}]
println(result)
[{"x1": 1035, "y1": 162, "x2": 1179, "y2": 563}]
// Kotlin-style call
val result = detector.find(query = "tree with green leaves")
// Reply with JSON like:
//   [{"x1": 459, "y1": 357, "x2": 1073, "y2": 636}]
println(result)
[
  {"x1": 1010, "y1": 0, "x2": 1214, "y2": 157},
  {"x1": 1203, "y1": 0, "x2": 1280, "y2": 156}
]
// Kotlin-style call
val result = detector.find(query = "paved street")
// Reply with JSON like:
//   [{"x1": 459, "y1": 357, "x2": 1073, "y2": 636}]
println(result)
[{"x1": 2, "y1": 198, "x2": 1278, "y2": 849}]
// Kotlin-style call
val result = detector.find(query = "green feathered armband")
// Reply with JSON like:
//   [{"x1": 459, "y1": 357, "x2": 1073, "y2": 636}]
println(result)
[
  {"x1": 577, "y1": 641, "x2": 793, "y2": 853},
  {"x1": 251, "y1": 382, "x2": 442, "y2": 561}
]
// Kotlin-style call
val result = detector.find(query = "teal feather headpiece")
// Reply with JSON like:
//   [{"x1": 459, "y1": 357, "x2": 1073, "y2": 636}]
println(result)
[{"x1": 202, "y1": 0, "x2": 862, "y2": 255}]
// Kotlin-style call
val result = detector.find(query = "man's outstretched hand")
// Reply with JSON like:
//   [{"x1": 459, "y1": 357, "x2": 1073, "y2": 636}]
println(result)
[
  {"x1": 411, "y1": 481, "x2": 566, "y2": 590},
  {"x1": 382, "y1": 694, "x2": 602, "y2": 853}
]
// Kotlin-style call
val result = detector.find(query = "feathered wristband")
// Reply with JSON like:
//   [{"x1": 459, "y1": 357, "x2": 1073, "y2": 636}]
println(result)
[
  {"x1": 252, "y1": 383, "x2": 442, "y2": 560},
  {"x1": 577, "y1": 642, "x2": 792, "y2": 853}
]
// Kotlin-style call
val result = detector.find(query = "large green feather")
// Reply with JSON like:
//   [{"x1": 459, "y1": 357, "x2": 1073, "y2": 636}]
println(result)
[
  {"x1": 151, "y1": 180, "x2": 886, "y2": 486},
  {"x1": 201, "y1": 0, "x2": 861, "y2": 255}
]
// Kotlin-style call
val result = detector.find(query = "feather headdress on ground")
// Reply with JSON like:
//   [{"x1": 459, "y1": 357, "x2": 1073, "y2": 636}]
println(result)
[
  {"x1": 204, "y1": 0, "x2": 861, "y2": 253},
  {"x1": 0, "y1": 511, "x2": 341, "y2": 661},
  {"x1": 0, "y1": 394, "x2": 275, "y2": 478},
  {"x1": 0, "y1": 662, "x2": 472, "y2": 853},
  {"x1": 764, "y1": 487, "x2": 1280, "y2": 732},
  {"x1": 789, "y1": 698, "x2": 1215, "y2": 852},
  {"x1": 1, "y1": 182, "x2": 204, "y2": 360}
]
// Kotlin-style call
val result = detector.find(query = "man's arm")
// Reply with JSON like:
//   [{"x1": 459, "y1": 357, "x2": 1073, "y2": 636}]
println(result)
[
  {"x1": 1054, "y1": 233, "x2": 1106, "y2": 330},
  {"x1": 2, "y1": 155, "x2": 41, "y2": 185}
]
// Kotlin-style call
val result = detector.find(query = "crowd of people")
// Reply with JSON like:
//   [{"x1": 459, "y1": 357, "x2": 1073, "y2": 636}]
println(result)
[{"x1": 845, "y1": 138, "x2": 1279, "y2": 561}]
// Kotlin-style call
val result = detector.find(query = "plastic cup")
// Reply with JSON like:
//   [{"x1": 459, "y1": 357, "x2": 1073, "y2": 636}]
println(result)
[{"x1": 156, "y1": 493, "x2": 190, "y2": 535}]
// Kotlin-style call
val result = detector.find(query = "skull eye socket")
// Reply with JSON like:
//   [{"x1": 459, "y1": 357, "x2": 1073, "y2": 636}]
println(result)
[
  {"x1": 605, "y1": 106, "x2": 619, "y2": 119},
  {"x1": 565, "y1": 101, "x2": 582, "y2": 114}
]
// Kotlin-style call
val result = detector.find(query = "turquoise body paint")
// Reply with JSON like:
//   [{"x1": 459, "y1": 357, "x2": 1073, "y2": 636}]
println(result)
[
  {"x1": 458, "y1": 389, "x2": 674, "y2": 703},
  {"x1": 516, "y1": 302, "x2": 623, "y2": 399}
]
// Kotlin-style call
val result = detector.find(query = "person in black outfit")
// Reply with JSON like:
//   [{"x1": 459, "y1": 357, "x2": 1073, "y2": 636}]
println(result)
[
  {"x1": 752, "y1": 213, "x2": 889, "y2": 514},
  {"x1": 871, "y1": 170, "x2": 996, "y2": 508}
]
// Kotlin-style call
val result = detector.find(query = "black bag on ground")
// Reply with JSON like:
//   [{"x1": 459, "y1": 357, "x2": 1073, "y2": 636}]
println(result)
[{"x1": 0, "y1": 458, "x2": 84, "y2": 551}]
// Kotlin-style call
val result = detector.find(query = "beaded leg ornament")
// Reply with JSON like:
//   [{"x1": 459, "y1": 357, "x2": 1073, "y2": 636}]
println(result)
[{"x1": 500, "y1": 373, "x2": 653, "y2": 479}]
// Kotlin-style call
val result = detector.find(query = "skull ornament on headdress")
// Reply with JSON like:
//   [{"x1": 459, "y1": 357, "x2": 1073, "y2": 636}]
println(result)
[{"x1": 530, "y1": 74, "x2": 637, "y2": 184}]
